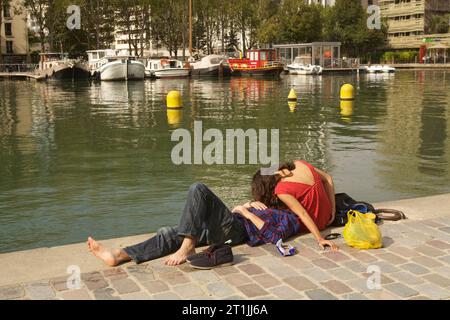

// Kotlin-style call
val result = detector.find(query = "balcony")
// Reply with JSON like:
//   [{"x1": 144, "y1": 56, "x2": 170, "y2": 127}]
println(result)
[
  {"x1": 381, "y1": 2, "x2": 425, "y2": 16},
  {"x1": 388, "y1": 19, "x2": 424, "y2": 33}
]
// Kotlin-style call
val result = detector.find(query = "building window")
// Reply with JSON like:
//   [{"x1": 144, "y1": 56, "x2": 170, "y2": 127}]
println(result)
[
  {"x1": 5, "y1": 23, "x2": 12, "y2": 36},
  {"x1": 3, "y1": 3, "x2": 11, "y2": 18},
  {"x1": 6, "y1": 41, "x2": 13, "y2": 54}
]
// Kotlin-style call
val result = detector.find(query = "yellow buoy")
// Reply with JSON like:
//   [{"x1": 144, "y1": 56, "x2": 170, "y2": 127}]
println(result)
[
  {"x1": 288, "y1": 88, "x2": 298, "y2": 102},
  {"x1": 288, "y1": 101, "x2": 297, "y2": 113},
  {"x1": 340, "y1": 84, "x2": 355, "y2": 101},
  {"x1": 167, "y1": 90, "x2": 182, "y2": 109},
  {"x1": 167, "y1": 109, "x2": 183, "y2": 127}
]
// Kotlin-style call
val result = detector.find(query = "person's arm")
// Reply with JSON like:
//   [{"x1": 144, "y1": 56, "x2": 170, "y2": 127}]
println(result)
[
  {"x1": 314, "y1": 167, "x2": 336, "y2": 226},
  {"x1": 233, "y1": 206, "x2": 265, "y2": 229},
  {"x1": 232, "y1": 206, "x2": 285, "y2": 244},
  {"x1": 277, "y1": 194, "x2": 339, "y2": 251},
  {"x1": 243, "y1": 201, "x2": 268, "y2": 211}
]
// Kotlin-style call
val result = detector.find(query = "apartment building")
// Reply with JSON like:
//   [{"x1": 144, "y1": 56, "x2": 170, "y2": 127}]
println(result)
[
  {"x1": 379, "y1": 0, "x2": 450, "y2": 49},
  {"x1": 361, "y1": 0, "x2": 380, "y2": 8},
  {"x1": 0, "y1": 0, "x2": 30, "y2": 63}
]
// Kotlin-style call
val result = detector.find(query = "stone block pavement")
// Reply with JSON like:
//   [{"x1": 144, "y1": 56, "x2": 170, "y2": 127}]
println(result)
[{"x1": 1, "y1": 216, "x2": 450, "y2": 300}]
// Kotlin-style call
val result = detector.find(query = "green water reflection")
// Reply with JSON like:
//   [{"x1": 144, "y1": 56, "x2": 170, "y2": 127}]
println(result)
[{"x1": 0, "y1": 71, "x2": 449, "y2": 253}]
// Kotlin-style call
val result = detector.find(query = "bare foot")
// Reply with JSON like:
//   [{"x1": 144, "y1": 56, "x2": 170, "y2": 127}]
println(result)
[
  {"x1": 87, "y1": 237, "x2": 117, "y2": 267},
  {"x1": 165, "y1": 247, "x2": 196, "y2": 266}
]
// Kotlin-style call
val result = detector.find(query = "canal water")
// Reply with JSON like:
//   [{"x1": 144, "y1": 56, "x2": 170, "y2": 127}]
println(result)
[{"x1": 1, "y1": 70, "x2": 449, "y2": 253}]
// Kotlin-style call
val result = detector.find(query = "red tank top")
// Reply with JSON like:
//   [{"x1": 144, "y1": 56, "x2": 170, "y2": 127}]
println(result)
[{"x1": 274, "y1": 161, "x2": 332, "y2": 231}]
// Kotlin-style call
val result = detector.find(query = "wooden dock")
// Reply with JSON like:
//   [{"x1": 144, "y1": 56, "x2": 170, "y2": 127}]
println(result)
[
  {"x1": 322, "y1": 67, "x2": 361, "y2": 73},
  {"x1": 391, "y1": 63, "x2": 450, "y2": 70}
]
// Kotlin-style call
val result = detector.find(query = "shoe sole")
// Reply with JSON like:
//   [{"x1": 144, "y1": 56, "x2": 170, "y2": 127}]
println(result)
[{"x1": 189, "y1": 262, "x2": 234, "y2": 270}]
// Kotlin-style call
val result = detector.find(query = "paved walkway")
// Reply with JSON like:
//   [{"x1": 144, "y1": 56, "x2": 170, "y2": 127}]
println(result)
[{"x1": 1, "y1": 195, "x2": 450, "y2": 300}]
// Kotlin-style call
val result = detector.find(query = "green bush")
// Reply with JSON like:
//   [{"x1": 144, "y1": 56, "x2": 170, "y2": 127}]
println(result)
[
  {"x1": 382, "y1": 51, "x2": 395, "y2": 63},
  {"x1": 381, "y1": 50, "x2": 418, "y2": 63}
]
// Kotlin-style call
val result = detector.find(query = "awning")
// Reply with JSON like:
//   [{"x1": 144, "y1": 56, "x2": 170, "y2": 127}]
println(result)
[{"x1": 427, "y1": 43, "x2": 449, "y2": 50}]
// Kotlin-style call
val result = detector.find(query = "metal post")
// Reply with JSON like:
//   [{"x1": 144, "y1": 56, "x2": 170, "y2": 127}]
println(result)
[{"x1": 189, "y1": 0, "x2": 193, "y2": 57}]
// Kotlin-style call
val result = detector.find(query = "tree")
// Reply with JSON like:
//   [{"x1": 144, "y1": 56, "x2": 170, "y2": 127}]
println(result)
[
  {"x1": 84, "y1": 0, "x2": 115, "y2": 50},
  {"x1": 429, "y1": 14, "x2": 450, "y2": 34},
  {"x1": 150, "y1": 0, "x2": 184, "y2": 58},
  {"x1": 229, "y1": 0, "x2": 258, "y2": 52},
  {"x1": 193, "y1": 0, "x2": 221, "y2": 55},
  {"x1": 256, "y1": 0, "x2": 281, "y2": 45},
  {"x1": 22, "y1": 0, "x2": 49, "y2": 53},
  {"x1": 0, "y1": 0, "x2": 4, "y2": 63},
  {"x1": 256, "y1": 0, "x2": 323, "y2": 45},
  {"x1": 323, "y1": 0, "x2": 386, "y2": 57},
  {"x1": 278, "y1": 0, "x2": 322, "y2": 43}
]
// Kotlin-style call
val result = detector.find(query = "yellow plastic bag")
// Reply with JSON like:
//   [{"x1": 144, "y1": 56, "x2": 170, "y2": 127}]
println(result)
[{"x1": 343, "y1": 210, "x2": 383, "y2": 249}]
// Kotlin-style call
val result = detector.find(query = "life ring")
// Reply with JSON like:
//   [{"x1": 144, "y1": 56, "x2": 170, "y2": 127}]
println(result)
[{"x1": 161, "y1": 59, "x2": 169, "y2": 66}]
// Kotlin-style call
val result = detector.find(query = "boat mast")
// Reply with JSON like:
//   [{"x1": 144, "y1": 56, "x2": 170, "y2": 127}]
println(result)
[{"x1": 189, "y1": 0, "x2": 193, "y2": 58}]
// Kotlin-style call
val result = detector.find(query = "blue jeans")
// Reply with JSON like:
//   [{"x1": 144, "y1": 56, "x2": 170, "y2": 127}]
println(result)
[{"x1": 124, "y1": 183, "x2": 248, "y2": 264}]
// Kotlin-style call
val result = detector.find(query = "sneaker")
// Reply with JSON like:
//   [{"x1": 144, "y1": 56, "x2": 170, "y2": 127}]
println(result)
[
  {"x1": 186, "y1": 244, "x2": 221, "y2": 263},
  {"x1": 189, "y1": 245, "x2": 234, "y2": 270}
]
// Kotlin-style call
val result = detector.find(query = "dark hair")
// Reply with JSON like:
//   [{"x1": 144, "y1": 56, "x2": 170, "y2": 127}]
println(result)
[{"x1": 251, "y1": 161, "x2": 295, "y2": 208}]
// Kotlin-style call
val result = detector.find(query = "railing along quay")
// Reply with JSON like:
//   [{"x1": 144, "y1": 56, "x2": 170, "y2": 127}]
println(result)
[{"x1": 0, "y1": 64, "x2": 45, "y2": 80}]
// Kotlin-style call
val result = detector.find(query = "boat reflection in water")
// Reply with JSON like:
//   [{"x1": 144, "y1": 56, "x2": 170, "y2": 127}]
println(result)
[
  {"x1": 229, "y1": 77, "x2": 281, "y2": 104},
  {"x1": 87, "y1": 81, "x2": 148, "y2": 128},
  {"x1": 364, "y1": 72, "x2": 395, "y2": 83},
  {"x1": 89, "y1": 81, "x2": 145, "y2": 107}
]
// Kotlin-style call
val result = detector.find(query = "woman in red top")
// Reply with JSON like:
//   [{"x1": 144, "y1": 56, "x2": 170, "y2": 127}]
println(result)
[{"x1": 252, "y1": 160, "x2": 339, "y2": 251}]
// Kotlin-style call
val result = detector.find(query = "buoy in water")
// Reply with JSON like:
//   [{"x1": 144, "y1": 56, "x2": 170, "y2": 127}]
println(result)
[
  {"x1": 167, "y1": 90, "x2": 182, "y2": 109},
  {"x1": 288, "y1": 88, "x2": 298, "y2": 102},
  {"x1": 340, "y1": 84, "x2": 355, "y2": 101}
]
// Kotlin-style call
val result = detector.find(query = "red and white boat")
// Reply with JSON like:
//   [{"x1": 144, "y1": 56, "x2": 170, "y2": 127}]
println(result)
[{"x1": 228, "y1": 49, "x2": 284, "y2": 77}]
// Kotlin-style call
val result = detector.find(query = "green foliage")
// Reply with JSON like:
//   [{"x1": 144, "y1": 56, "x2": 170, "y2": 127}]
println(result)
[
  {"x1": 0, "y1": 0, "x2": 3, "y2": 62},
  {"x1": 323, "y1": 0, "x2": 387, "y2": 57},
  {"x1": 17, "y1": 0, "x2": 387, "y2": 58},
  {"x1": 429, "y1": 14, "x2": 450, "y2": 34},
  {"x1": 381, "y1": 50, "x2": 418, "y2": 64}
]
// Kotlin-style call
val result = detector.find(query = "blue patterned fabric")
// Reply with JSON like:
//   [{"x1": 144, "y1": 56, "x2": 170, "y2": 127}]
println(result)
[{"x1": 237, "y1": 208, "x2": 302, "y2": 246}]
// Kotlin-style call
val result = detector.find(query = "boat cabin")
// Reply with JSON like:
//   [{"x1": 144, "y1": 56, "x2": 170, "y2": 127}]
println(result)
[
  {"x1": 39, "y1": 53, "x2": 69, "y2": 70},
  {"x1": 86, "y1": 49, "x2": 120, "y2": 70},
  {"x1": 228, "y1": 49, "x2": 279, "y2": 69},
  {"x1": 147, "y1": 58, "x2": 185, "y2": 71}
]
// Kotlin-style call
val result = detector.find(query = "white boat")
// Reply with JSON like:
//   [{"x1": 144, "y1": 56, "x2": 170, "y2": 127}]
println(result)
[
  {"x1": 87, "y1": 49, "x2": 145, "y2": 81},
  {"x1": 145, "y1": 58, "x2": 190, "y2": 78},
  {"x1": 287, "y1": 57, "x2": 323, "y2": 75},
  {"x1": 38, "y1": 53, "x2": 90, "y2": 79},
  {"x1": 364, "y1": 65, "x2": 396, "y2": 74},
  {"x1": 190, "y1": 54, "x2": 227, "y2": 76}
]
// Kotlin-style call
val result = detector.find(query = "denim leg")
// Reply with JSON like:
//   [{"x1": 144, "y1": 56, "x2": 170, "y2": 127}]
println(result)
[
  {"x1": 123, "y1": 226, "x2": 182, "y2": 264},
  {"x1": 123, "y1": 183, "x2": 248, "y2": 264},
  {"x1": 178, "y1": 183, "x2": 247, "y2": 245},
  {"x1": 123, "y1": 226, "x2": 212, "y2": 264}
]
